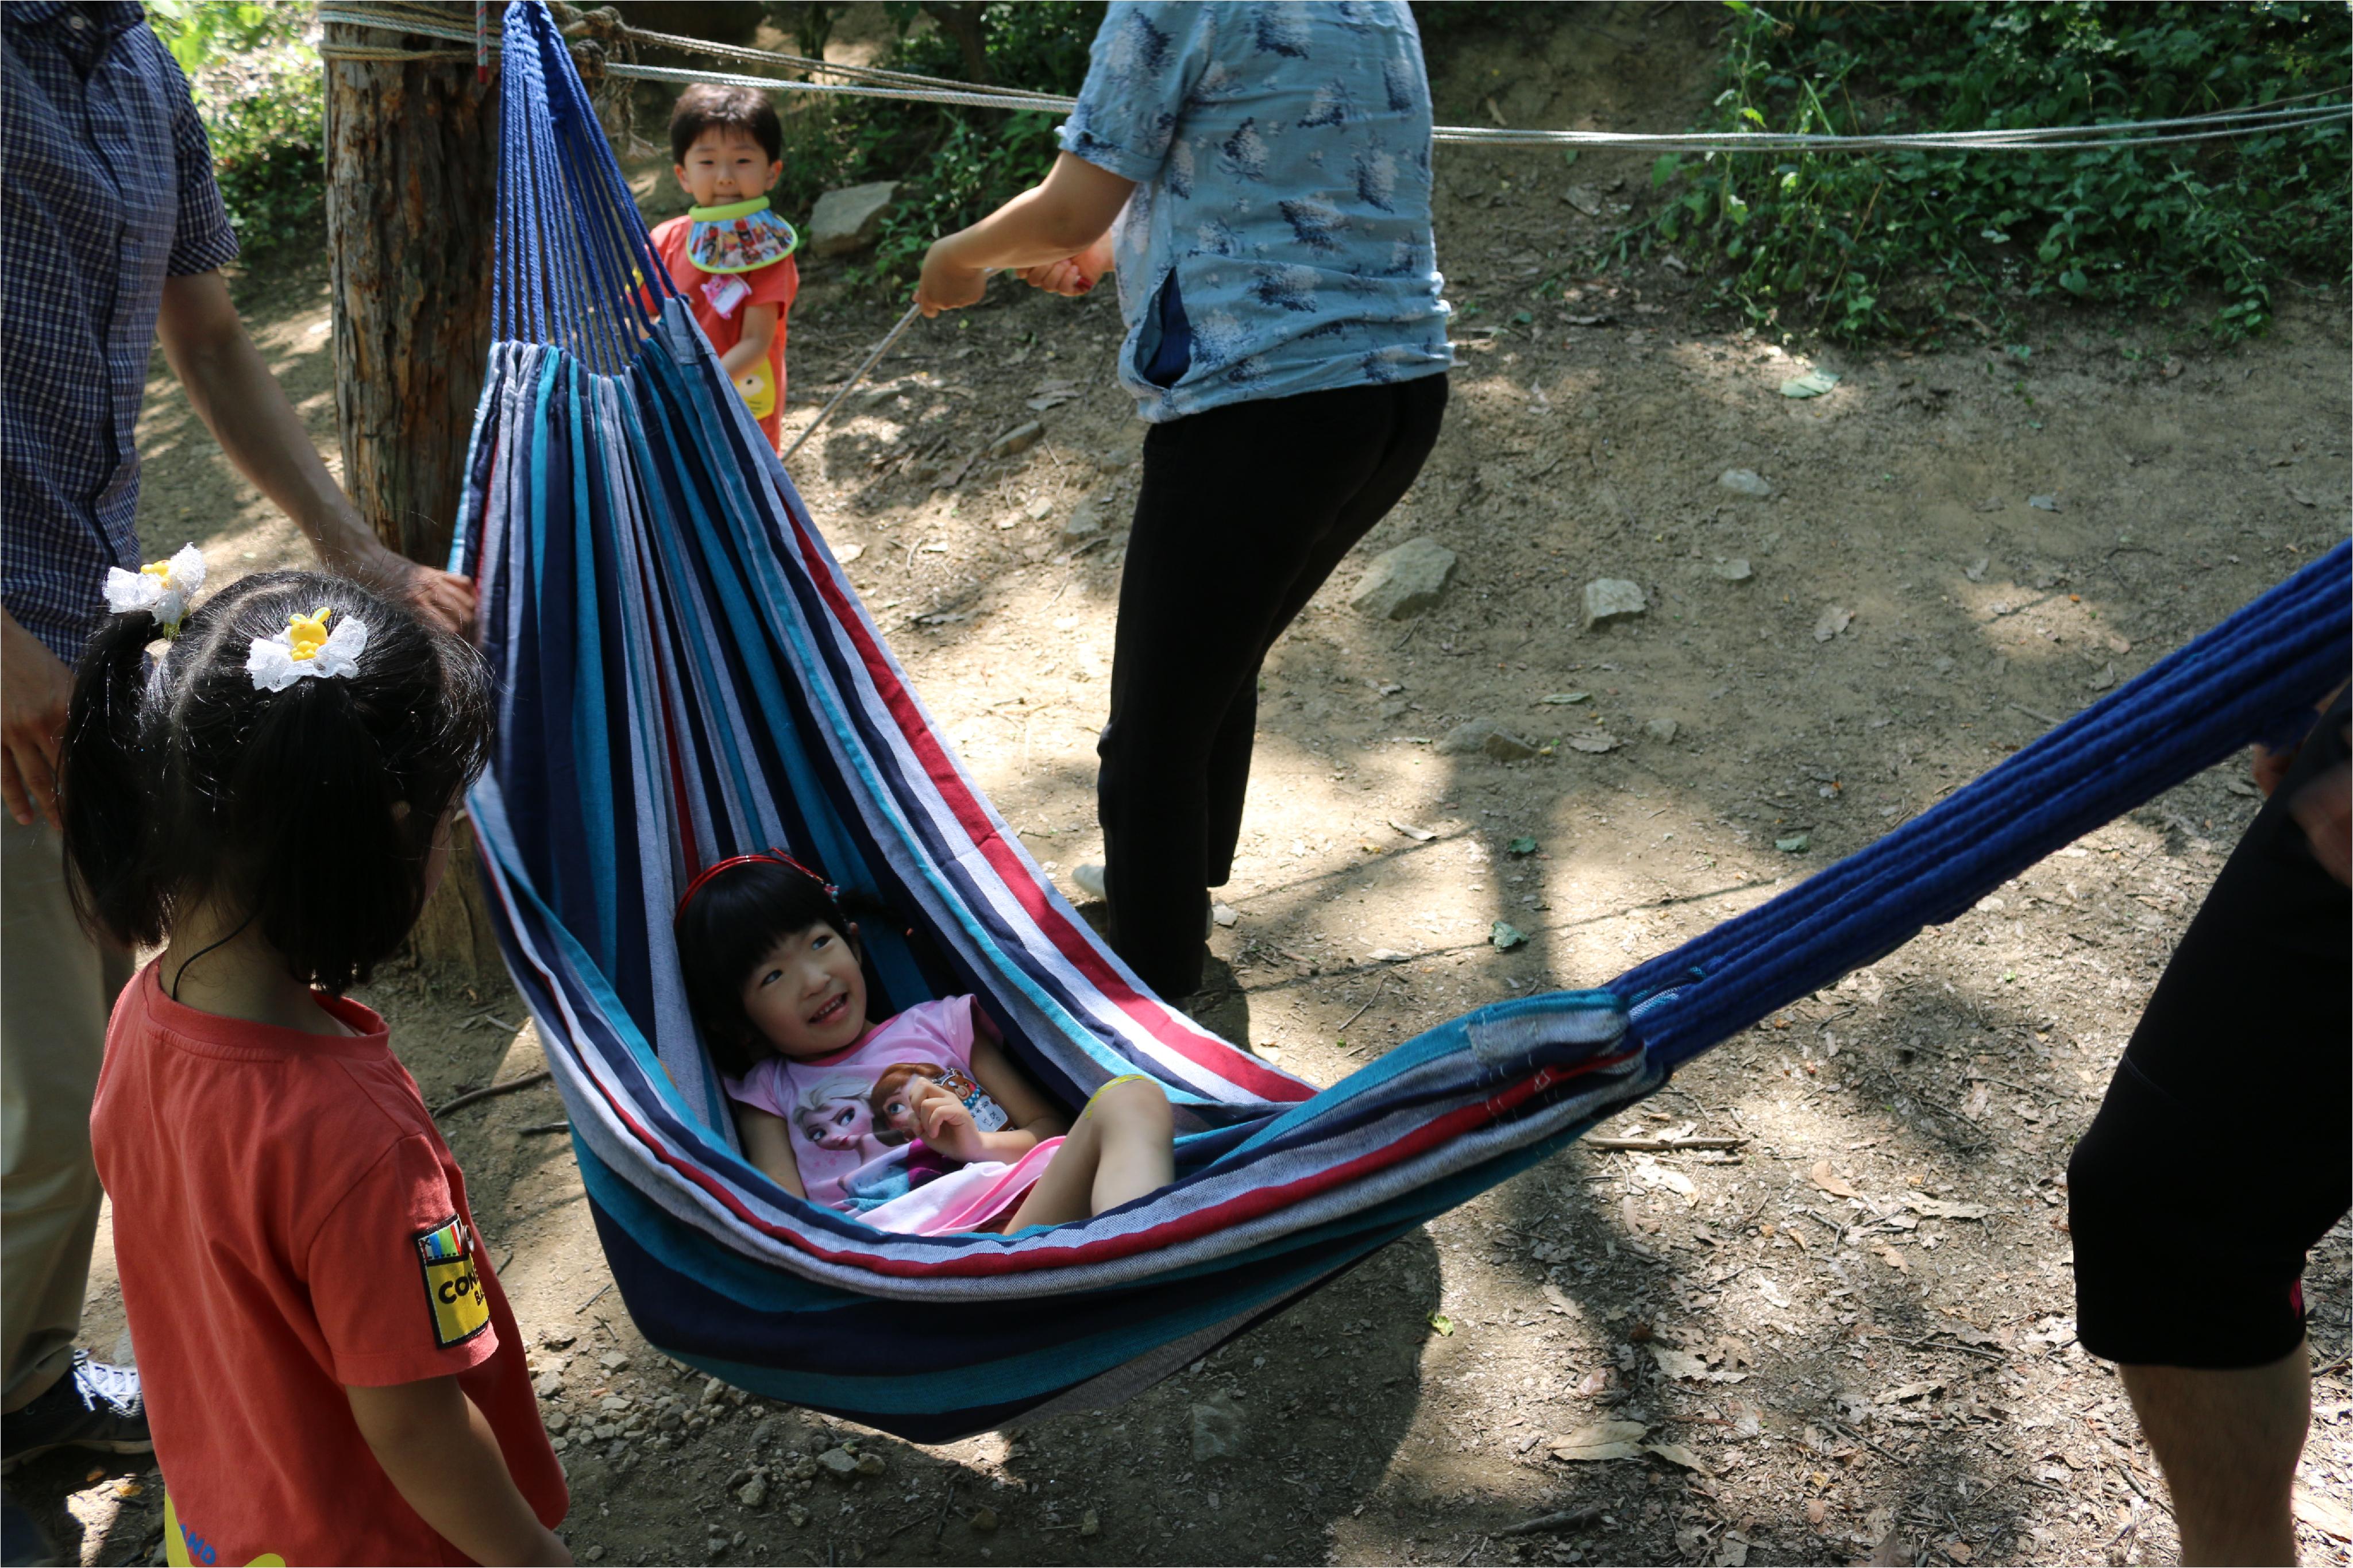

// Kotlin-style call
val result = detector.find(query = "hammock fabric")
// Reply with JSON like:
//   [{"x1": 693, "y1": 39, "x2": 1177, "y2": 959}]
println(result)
[{"x1": 454, "y1": 2, "x2": 2351, "y2": 1442}]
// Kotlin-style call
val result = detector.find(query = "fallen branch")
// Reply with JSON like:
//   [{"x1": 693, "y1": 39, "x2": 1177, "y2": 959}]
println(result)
[
  {"x1": 1496, "y1": 1506, "x2": 1604, "y2": 1539},
  {"x1": 1337, "y1": 975, "x2": 1389, "y2": 1034},
  {"x1": 431, "y1": 1068, "x2": 552, "y2": 1119},
  {"x1": 1586, "y1": 1134, "x2": 1748, "y2": 1153}
]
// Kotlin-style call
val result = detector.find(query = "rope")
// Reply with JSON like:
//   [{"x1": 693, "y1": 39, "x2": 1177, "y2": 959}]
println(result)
[
  {"x1": 315, "y1": 5, "x2": 2351, "y2": 155},
  {"x1": 779, "y1": 300, "x2": 926, "y2": 465}
]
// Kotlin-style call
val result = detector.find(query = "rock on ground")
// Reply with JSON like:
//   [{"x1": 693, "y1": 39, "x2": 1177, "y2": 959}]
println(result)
[
  {"x1": 806, "y1": 182, "x2": 899, "y2": 257},
  {"x1": 1436, "y1": 720, "x2": 1537, "y2": 761},
  {"x1": 1351, "y1": 536, "x2": 1458, "y2": 620},
  {"x1": 1581, "y1": 577, "x2": 1648, "y2": 632},
  {"x1": 1191, "y1": 1392, "x2": 1247, "y2": 1460},
  {"x1": 1717, "y1": 468, "x2": 1773, "y2": 497}
]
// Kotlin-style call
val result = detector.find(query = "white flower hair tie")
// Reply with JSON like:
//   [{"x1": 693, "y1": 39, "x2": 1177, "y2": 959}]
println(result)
[
  {"x1": 102, "y1": 543, "x2": 206, "y2": 634},
  {"x1": 247, "y1": 607, "x2": 371, "y2": 692}
]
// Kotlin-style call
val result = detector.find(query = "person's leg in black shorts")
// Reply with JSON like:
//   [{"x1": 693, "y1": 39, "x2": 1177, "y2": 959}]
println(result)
[
  {"x1": 2067, "y1": 693, "x2": 2351, "y2": 1563},
  {"x1": 1094, "y1": 374, "x2": 1448, "y2": 1000}
]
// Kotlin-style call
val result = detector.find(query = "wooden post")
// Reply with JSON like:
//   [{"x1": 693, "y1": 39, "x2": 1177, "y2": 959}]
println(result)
[
  {"x1": 323, "y1": 0, "x2": 498, "y2": 571},
  {"x1": 324, "y1": 1, "x2": 505, "y2": 983}
]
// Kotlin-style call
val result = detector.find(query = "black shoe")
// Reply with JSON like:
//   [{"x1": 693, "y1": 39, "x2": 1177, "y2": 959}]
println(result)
[
  {"x1": 0, "y1": 1353, "x2": 150, "y2": 1475},
  {"x1": 0, "y1": 1488, "x2": 56, "y2": 1567}
]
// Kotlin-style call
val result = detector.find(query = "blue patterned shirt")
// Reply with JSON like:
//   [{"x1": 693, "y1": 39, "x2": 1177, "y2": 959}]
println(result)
[
  {"x1": 2, "y1": 2, "x2": 238, "y2": 661},
  {"x1": 1059, "y1": 1, "x2": 1452, "y2": 423}
]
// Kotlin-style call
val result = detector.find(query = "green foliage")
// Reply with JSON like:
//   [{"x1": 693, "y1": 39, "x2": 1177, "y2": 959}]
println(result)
[
  {"x1": 858, "y1": 1, "x2": 1102, "y2": 288},
  {"x1": 1640, "y1": 2, "x2": 2350, "y2": 344},
  {"x1": 147, "y1": 1, "x2": 325, "y2": 260},
  {"x1": 751, "y1": 2, "x2": 1101, "y2": 292}
]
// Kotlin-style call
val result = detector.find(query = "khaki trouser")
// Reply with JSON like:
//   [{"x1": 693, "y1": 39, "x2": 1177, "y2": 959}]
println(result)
[{"x1": 1, "y1": 816, "x2": 130, "y2": 1411}]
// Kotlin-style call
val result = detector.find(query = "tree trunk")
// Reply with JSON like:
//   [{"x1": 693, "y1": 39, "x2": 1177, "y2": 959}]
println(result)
[
  {"x1": 325, "y1": 3, "x2": 506, "y2": 984},
  {"x1": 920, "y1": 2, "x2": 992, "y2": 86},
  {"x1": 324, "y1": 0, "x2": 498, "y2": 570}
]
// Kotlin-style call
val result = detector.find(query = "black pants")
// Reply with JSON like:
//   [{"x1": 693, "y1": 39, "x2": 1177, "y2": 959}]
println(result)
[
  {"x1": 1097, "y1": 374, "x2": 1449, "y2": 997},
  {"x1": 2068, "y1": 693, "x2": 2351, "y2": 1368}
]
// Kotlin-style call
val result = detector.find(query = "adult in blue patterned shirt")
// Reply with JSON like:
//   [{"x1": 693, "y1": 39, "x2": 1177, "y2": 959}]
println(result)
[
  {"x1": 0, "y1": 2, "x2": 473, "y2": 1505},
  {"x1": 917, "y1": 0, "x2": 1452, "y2": 1004}
]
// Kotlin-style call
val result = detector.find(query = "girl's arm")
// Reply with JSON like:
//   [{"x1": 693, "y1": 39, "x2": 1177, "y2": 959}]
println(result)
[
  {"x1": 915, "y1": 153, "x2": 1135, "y2": 316},
  {"x1": 345, "y1": 1377, "x2": 570, "y2": 1566},
  {"x1": 719, "y1": 303, "x2": 780, "y2": 379},
  {"x1": 732, "y1": 1103, "x2": 807, "y2": 1198}
]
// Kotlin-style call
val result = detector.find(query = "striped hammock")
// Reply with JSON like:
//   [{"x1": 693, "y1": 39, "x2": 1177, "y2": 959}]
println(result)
[{"x1": 454, "y1": 1, "x2": 2350, "y2": 1439}]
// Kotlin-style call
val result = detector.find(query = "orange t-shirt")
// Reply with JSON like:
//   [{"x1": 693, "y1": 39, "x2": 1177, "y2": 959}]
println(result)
[
  {"x1": 649, "y1": 212, "x2": 800, "y2": 450},
  {"x1": 91, "y1": 964, "x2": 565, "y2": 1567}
]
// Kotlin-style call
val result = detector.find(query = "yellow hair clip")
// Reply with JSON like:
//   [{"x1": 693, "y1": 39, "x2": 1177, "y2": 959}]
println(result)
[
  {"x1": 248, "y1": 605, "x2": 371, "y2": 692},
  {"x1": 102, "y1": 543, "x2": 206, "y2": 634},
  {"x1": 286, "y1": 607, "x2": 333, "y2": 662}
]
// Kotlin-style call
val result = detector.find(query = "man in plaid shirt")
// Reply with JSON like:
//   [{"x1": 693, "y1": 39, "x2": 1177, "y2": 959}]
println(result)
[{"x1": 0, "y1": 4, "x2": 475, "y2": 1527}]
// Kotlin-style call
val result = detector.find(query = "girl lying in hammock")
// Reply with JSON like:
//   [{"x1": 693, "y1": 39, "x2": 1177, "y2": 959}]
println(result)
[{"x1": 676, "y1": 854, "x2": 1173, "y2": 1234}]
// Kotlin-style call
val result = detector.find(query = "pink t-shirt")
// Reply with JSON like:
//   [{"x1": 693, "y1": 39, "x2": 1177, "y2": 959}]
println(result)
[{"x1": 724, "y1": 997, "x2": 1016, "y2": 1211}]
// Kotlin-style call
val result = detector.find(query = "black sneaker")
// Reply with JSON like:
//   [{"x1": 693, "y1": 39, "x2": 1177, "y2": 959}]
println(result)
[
  {"x1": 0, "y1": 1353, "x2": 149, "y2": 1475},
  {"x1": 1, "y1": 1487, "x2": 56, "y2": 1567}
]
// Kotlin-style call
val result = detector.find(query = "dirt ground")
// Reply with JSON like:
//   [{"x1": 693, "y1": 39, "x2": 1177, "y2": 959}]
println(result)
[{"x1": 17, "y1": 8, "x2": 2353, "y2": 1566}]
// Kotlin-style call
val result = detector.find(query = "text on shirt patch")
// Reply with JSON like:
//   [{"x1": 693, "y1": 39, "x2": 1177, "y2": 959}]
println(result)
[{"x1": 412, "y1": 1214, "x2": 490, "y2": 1348}]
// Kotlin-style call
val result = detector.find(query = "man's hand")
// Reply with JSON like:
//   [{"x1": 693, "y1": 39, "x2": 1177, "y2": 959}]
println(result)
[
  {"x1": 157, "y1": 271, "x2": 477, "y2": 639},
  {"x1": 2, "y1": 611, "x2": 74, "y2": 829},
  {"x1": 915, "y1": 238, "x2": 990, "y2": 318},
  {"x1": 359, "y1": 548, "x2": 476, "y2": 639}
]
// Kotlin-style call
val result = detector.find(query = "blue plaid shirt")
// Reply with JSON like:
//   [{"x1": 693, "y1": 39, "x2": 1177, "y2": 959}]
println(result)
[{"x1": 2, "y1": 2, "x2": 237, "y2": 662}]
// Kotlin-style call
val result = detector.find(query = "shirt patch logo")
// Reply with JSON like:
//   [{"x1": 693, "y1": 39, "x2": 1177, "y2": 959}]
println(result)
[{"x1": 412, "y1": 1214, "x2": 489, "y2": 1349}]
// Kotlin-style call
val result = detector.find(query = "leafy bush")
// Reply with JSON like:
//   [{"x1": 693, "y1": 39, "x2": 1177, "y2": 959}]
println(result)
[
  {"x1": 745, "y1": 2, "x2": 1099, "y2": 291},
  {"x1": 1640, "y1": 1, "x2": 2350, "y2": 343},
  {"x1": 148, "y1": 0, "x2": 326, "y2": 260}
]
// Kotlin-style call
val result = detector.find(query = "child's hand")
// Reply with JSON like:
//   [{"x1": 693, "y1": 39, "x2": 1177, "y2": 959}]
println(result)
[{"x1": 905, "y1": 1080, "x2": 988, "y2": 1163}]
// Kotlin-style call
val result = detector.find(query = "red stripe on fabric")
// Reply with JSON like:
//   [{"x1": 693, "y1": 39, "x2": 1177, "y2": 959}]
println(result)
[{"x1": 780, "y1": 511, "x2": 1307, "y2": 1103}]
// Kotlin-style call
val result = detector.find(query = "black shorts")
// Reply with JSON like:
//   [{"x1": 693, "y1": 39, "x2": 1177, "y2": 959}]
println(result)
[{"x1": 2068, "y1": 696, "x2": 2351, "y2": 1369}]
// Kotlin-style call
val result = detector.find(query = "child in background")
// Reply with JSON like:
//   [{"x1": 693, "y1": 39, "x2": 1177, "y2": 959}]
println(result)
[
  {"x1": 63, "y1": 563, "x2": 568, "y2": 1566},
  {"x1": 650, "y1": 84, "x2": 801, "y2": 451},
  {"x1": 674, "y1": 854, "x2": 1174, "y2": 1234}
]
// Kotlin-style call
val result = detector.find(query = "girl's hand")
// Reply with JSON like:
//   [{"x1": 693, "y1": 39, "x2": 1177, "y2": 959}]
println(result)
[
  {"x1": 915, "y1": 239, "x2": 989, "y2": 318},
  {"x1": 1018, "y1": 237, "x2": 1113, "y2": 299},
  {"x1": 908, "y1": 1081, "x2": 987, "y2": 1162}
]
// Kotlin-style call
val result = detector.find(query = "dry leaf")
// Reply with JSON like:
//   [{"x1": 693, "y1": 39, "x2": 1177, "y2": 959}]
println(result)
[
  {"x1": 1804, "y1": 1498, "x2": 1827, "y2": 1527},
  {"x1": 1878, "y1": 1381, "x2": 1944, "y2": 1404},
  {"x1": 1541, "y1": 1281, "x2": 1576, "y2": 1315},
  {"x1": 1811, "y1": 1160, "x2": 1862, "y2": 1200},
  {"x1": 1962, "y1": 1081, "x2": 1991, "y2": 1120},
  {"x1": 1905, "y1": 1196, "x2": 1992, "y2": 1221},
  {"x1": 2296, "y1": 1484, "x2": 2353, "y2": 1541},
  {"x1": 1549, "y1": 1420, "x2": 1648, "y2": 1462},
  {"x1": 1388, "y1": 818, "x2": 1437, "y2": 842},
  {"x1": 1568, "y1": 733, "x2": 1621, "y2": 754},
  {"x1": 1814, "y1": 605, "x2": 1854, "y2": 642},
  {"x1": 1652, "y1": 1345, "x2": 1749, "y2": 1384},
  {"x1": 1711, "y1": 1531, "x2": 1750, "y2": 1568},
  {"x1": 1642, "y1": 1440, "x2": 1715, "y2": 1477},
  {"x1": 1944, "y1": 1540, "x2": 1974, "y2": 1563},
  {"x1": 1868, "y1": 1529, "x2": 1911, "y2": 1567},
  {"x1": 1876, "y1": 1243, "x2": 1910, "y2": 1273}
]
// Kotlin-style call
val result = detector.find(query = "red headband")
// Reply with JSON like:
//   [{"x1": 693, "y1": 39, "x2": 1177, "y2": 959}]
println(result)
[{"x1": 673, "y1": 849, "x2": 838, "y2": 924}]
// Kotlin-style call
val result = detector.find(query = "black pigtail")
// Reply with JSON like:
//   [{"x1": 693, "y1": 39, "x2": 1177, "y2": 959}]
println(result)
[{"x1": 59, "y1": 610, "x2": 168, "y2": 950}]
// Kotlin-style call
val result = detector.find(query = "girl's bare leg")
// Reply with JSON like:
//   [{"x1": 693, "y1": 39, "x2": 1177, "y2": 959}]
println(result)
[{"x1": 1004, "y1": 1077, "x2": 1172, "y2": 1230}]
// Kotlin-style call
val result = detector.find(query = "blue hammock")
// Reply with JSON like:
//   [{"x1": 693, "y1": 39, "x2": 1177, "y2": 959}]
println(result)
[{"x1": 455, "y1": 2, "x2": 2350, "y2": 1442}]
